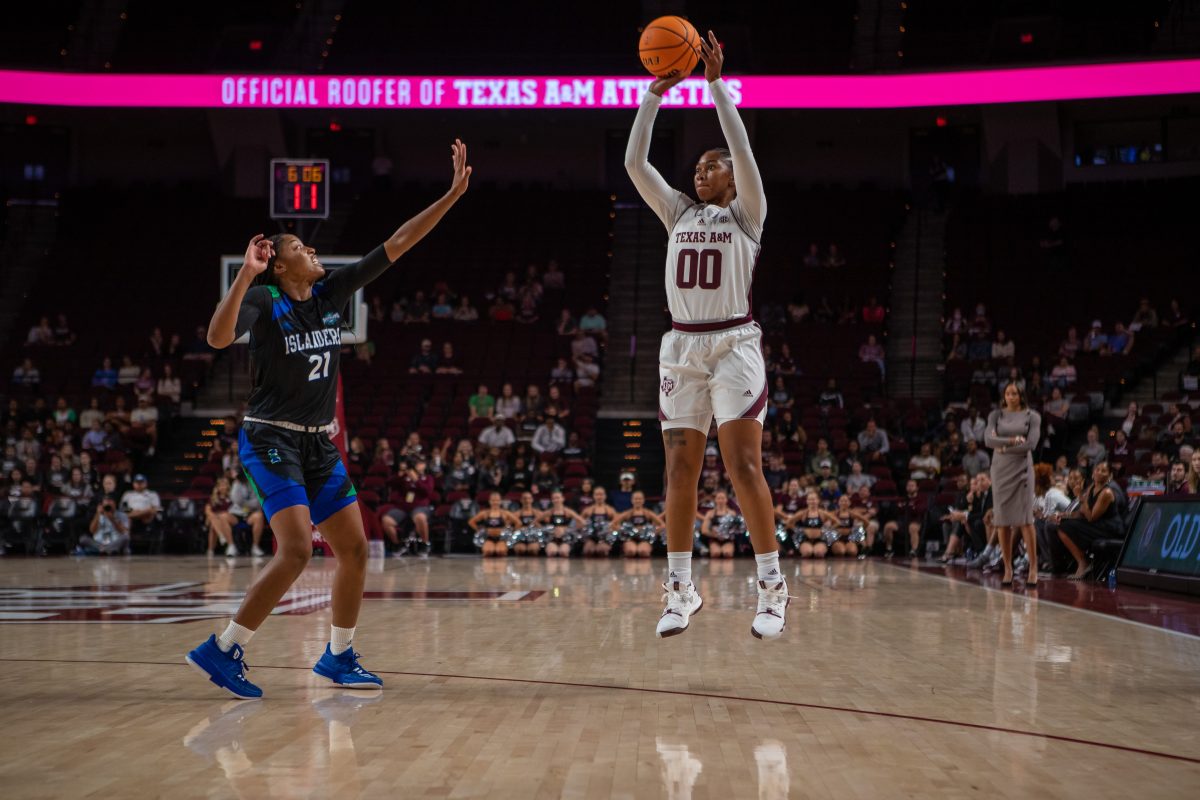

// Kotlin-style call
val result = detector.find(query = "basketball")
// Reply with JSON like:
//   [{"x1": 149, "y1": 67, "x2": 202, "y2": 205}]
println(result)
[{"x1": 638, "y1": 15, "x2": 700, "y2": 78}]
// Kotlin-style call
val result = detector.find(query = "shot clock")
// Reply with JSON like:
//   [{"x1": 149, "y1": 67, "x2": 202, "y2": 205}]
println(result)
[{"x1": 270, "y1": 158, "x2": 330, "y2": 219}]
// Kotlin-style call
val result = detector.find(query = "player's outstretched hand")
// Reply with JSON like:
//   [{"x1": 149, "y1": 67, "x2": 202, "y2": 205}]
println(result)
[
  {"x1": 242, "y1": 234, "x2": 272, "y2": 278},
  {"x1": 449, "y1": 139, "x2": 472, "y2": 197},
  {"x1": 648, "y1": 70, "x2": 689, "y2": 98},
  {"x1": 698, "y1": 30, "x2": 724, "y2": 82}
]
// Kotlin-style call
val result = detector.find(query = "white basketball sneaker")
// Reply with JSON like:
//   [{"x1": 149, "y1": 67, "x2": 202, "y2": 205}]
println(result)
[
  {"x1": 656, "y1": 580, "x2": 703, "y2": 638},
  {"x1": 751, "y1": 579, "x2": 789, "y2": 640}
]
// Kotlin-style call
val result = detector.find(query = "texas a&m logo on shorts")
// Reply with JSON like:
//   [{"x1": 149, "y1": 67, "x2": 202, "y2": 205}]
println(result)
[{"x1": 661, "y1": 377, "x2": 675, "y2": 397}]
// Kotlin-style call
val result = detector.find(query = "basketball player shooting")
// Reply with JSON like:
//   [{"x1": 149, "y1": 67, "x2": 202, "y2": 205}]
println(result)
[{"x1": 625, "y1": 31, "x2": 788, "y2": 640}]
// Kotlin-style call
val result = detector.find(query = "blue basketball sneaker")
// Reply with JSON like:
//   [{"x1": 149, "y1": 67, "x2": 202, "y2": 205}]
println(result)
[
  {"x1": 186, "y1": 635, "x2": 263, "y2": 699},
  {"x1": 312, "y1": 645, "x2": 383, "y2": 689}
]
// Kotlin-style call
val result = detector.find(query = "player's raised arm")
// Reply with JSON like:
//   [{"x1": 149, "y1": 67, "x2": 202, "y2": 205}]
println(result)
[
  {"x1": 699, "y1": 31, "x2": 766, "y2": 232},
  {"x1": 207, "y1": 234, "x2": 272, "y2": 349},
  {"x1": 324, "y1": 139, "x2": 473, "y2": 303},
  {"x1": 624, "y1": 73, "x2": 693, "y2": 230}
]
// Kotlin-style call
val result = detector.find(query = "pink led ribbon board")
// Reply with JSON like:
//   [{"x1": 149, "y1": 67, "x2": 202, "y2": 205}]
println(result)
[{"x1": 1, "y1": 60, "x2": 1197, "y2": 109}]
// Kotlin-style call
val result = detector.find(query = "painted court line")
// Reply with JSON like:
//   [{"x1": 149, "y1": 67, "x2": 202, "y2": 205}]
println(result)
[{"x1": 1, "y1": 656, "x2": 1197, "y2": 766}]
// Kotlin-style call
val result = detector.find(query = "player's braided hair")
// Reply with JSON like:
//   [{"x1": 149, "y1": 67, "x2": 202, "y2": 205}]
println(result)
[
  {"x1": 712, "y1": 147, "x2": 733, "y2": 171},
  {"x1": 252, "y1": 233, "x2": 291, "y2": 288}
]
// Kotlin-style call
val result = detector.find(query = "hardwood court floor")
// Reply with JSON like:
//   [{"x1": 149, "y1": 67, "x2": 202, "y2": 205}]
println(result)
[{"x1": 1, "y1": 555, "x2": 1199, "y2": 799}]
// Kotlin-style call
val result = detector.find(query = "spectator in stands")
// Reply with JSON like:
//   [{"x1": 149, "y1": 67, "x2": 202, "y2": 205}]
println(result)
[
  {"x1": 428, "y1": 292, "x2": 453, "y2": 320},
  {"x1": 78, "y1": 452, "x2": 99, "y2": 492},
  {"x1": 152, "y1": 365, "x2": 180, "y2": 408},
  {"x1": 62, "y1": 467, "x2": 93, "y2": 505},
  {"x1": 407, "y1": 339, "x2": 436, "y2": 374},
  {"x1": 405, "y1": 290, "x2": 431, "y2": 324},
  {"x1": 11, "y1": 358, "x2": 40, "y2": 389},
  {"x1": 802, "y1": 243, "x2": 822, "y2": 269},
  {"x1": 204, "y1": 477, "x2": 240, "y2": 557},
  {"x1": 945, "y1": 334, "x2": 966, "y2": 363},
  {"x1": 478, "y1": 415, "x2": 515, "y2": 450},
  {"x1": 120, "y1": 473, "x2": 161, "y2": 541},
  {"x1": 1118, "y1": 402, "x2": 1140, "y2": 437},
  {"x1": 763, "y1": 452, "x2": 788, "y2": 491},
  {"x1": 858, "y1": 334, "x2": 885, "y2": 378},
  {"x1": 115, "y1": 355, "x2": 139, "y2": 385},
  {"x1": 579, "y1": 307, "x2": 607, "y2": 344},
  {"x1": 836, "y1": 296, "x2": 858, "y2": 325},
  {"x1": 522, "y1": 385, "x2": 545, "y2": 425},
  {"x1": 1129, "y1": 297, "x2": 1158, "y2": 331},
  {"x1": 1165, "y1": 461, "x2": 1191, "y2": 497},
  {"x1": 609, "y1": 472, "x2": 637, "y2": 512},
  {"x1": 571, "y1": 329, "x2": 598, "y2": 361},
  {"x1": 817, "y1": 378, "x2": 843, "y2": 411},
  {"x1": 766, "y1": 377, "x2": 793, "y2": 422},
  {"x1": 369, "y1": 296, "x2": 386, "y2": 323},
  {"x1": 81, "y1": 419, "x2": 108, "y2": 453},
  {"x1": 574, "y1": 353, "x2": 600, "y2": 390},
  {"x1": 532, "y1": 414, "x2": 566, "y2": 455},
  {"x1": 824, "y1": 243, "x2": 846, "y2": 269},
  {"x1": 857, "y1": 420, "x2": 890, "y2": 463},
  {"x1": 1049, "y1": 357, "x2": 1077, "y2": 388},
  {"x1": 861, "y1": 296, "x2": 885, "y2": 325},
  {"x1": 556, "y1": 308, "x2": 578, "y2": 337},
  {"x1": 51, "y1": 397, "x2": 76, "y2": 427},
  {"x1": 468, "y1": 384, "x2": 495, "y2": 421},
  {"x1": 1083, "y1": 320, "x2": 1108, "y2": 353},
  {"x1": 494, "y1": 383, "x2": 522, "y2": 421},
  {"x1": 944, "y1": 308, "x2": 966, "y2": 336},
  {"x1": 385, "y1": 459, "x2": 436, "y2": 556},
  {"x1": 373, "y1": 438, "x2": 396, "y2": 469},
  {"x1": 52, "y1": 313, "x2": 74, "y2": 346},
  {"x1": 969, "y1": 303, "x2": 991, "y2": 340},
  {"x1": 1058, "y1": 461, "x2": 1124, "y2": 580},
  {"x1": 883, "y1": 479, "x2": 928, "y2": 558},
  {"x1": 1163, "y1": 298, "x2": 1188, "y2": 328},
  {"x1": 497, "y1": 271, "x2": 519, "y2": 302},
  {"x1": 774, "y1": 409, "x2": 806, "y2": 449},
  {"x1": 991, "y1": 330, "x2": 1014, "y2": 361},
  {"x1": 808, "y1": 438, "x2": 834, "y2": 476},
  {"x1": 516, "y1": 287, "x2": 541, "y2": 324},
  {"x1": 226, "y1": 468, "x2": 266, "y2": 557},
  {"x1": 961, "y1": 438, "x2": 991, "y2": 477},
  {"x1": 130, "y1": 396, "x2": 159, "y2": 455},
  {"x1": 960, "y1": 406, "x2": 986, "y2": 444},
  {"x1": 840, "y1": 439, "x2": 864, "y2": 477},
  {"x1": 183, "y1": 326, "x2": 214, "y2": 362},
  {"x1": 532, "y1": 460, "x2": 559, "y2": 497},
  {"x1": 164, "y1": 332, "x2": 183, "y2": 359},
  {"x1": 773, "y1": 343, "x2": 797, "y2": 377},
  {"x1": 91, "y1": 357, "x2": 117, "y2": 390},
  {"x1": 1188, "y1": 451, "x2": 1200, "y2": 495},
  {"x1": 453, "y1": 295, "x2": 479, "y2": 322},
  {"x1": 132, "y1": 368, "x2": 154, "y2": 401},
  {"x1": 1043, "y1": 386, "x2": 1070, "y2": 424},
  {"x1": 550, "y1": 357, "x2": 574, "y2": 386},
  {"x1": 543, "y1": 260, "x2": 565, "y2": 290},
  {"x1": 44, "y1": 455, "x2": 67, "y2": 493},
  {"x1": 1111, "y1": 429, "x2": 1131, "y2": 462},
  {"x1": 562, "y1": 431, "x2": 586, "y2": 462},
  {"x1": 428, "y1": 342, "x2": 459, "y2": 375},
  {"x1": 26, "y1": 316, "x2": 53, "y2": 346},
  {"x1": 844, "y1": 461, "x2": 875, "y2": 494},
  {"x1": 1078, "y1": 426, "x2": 1107, "y2": 466},
  {"x1": 77, "y1": 495, "x2": 129, "y2": 556},
  {"x1": 1057, "y1": 326, "x2": 1080, "y2": 361},
  {"x1": 908, "y1": 443, "x2": 941, "y2": 480},
  {"x1": 1108, "y1": 322, "x2": 1134, "y2": 356}
]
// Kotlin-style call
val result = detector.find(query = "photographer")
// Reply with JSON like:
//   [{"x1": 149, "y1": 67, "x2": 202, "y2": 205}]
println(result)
[
  {"x1": 76, "y1": 497, "x2": 130, "y2": 555},
  {"x1": 382, "y1": 458, "x2": 435, "y2": 556}
]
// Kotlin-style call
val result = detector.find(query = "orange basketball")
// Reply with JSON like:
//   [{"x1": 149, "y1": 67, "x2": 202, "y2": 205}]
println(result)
[{"x1": 638, "y1": 16, "x2": 700, "y2": 78}]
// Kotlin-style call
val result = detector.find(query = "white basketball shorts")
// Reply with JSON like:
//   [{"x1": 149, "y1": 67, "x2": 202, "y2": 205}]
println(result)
[{"x1": 658, "y1": 322, "x2": 768, "y2": 433}]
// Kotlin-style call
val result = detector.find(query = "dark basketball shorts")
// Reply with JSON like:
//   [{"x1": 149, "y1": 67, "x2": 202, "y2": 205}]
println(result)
[{"x1": 238, "y1": 422, "x2": 357, "y2": 524}]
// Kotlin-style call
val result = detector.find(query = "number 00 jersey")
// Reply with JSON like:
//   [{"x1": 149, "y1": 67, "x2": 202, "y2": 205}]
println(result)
[
  {"x1": 665, "y1": 202, "x2": 760, "y2": 328},
  {"x1": 234, "y1": 246, "x2": 391, "y2": 428}
]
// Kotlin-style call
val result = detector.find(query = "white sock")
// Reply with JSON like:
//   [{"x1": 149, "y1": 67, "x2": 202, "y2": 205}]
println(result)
[
  {"x1": 666, "y1": 552, "x2": 692, "y2": 586},
  {"x1": 755, "y1": 551, "x2": 782, "y2": 582},
  {"x1": 330, "y1": 625, "x2": 355, "y2": 655},
  {"x1": 217, "y1": 621, "x2": 255, "y2": 653}
]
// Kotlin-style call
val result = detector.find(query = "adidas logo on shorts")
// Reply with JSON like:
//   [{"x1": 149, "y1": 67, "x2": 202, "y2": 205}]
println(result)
[{"x1": 743, "y1": 389, "x2": 753, "y2": 397}]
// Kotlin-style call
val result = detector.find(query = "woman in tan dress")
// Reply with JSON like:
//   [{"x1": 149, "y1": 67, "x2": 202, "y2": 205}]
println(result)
[{"x1": 985, "y1": 382, "x2": 1042, "y2": 587}]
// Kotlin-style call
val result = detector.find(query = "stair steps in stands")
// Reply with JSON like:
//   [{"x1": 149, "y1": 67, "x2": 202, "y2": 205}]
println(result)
[
  {"x1": 593, "y1": 415, "x2": 664, "y2": 497},
  {"x1": 886, "y1": 210, "x2": 947, "y2": 399}
]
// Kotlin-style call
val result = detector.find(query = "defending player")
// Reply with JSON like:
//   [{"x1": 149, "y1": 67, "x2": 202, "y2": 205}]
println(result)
[
  {"x1": 625, "y1": 32, "x2": 788, "y2": 639},
  {"x1": 186, "y1": 140, "x2": 472, "y2": 698}
]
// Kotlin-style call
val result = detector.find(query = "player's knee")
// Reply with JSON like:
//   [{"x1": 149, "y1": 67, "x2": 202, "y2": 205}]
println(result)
[
  {"x1": 277, "y1": 539, "x2": 312, "y2": 569},
  {"x1": 724, "y1": 456, "x2": 760, "y2": 487}
]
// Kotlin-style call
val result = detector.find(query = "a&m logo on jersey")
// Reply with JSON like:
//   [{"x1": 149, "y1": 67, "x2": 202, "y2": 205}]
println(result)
[{"x1": 661, "y1": 377, "x2": 676, "y2": 397}]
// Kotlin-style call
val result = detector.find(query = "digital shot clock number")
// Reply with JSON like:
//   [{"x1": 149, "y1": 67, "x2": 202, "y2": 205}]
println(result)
[{"x1": 270, "y1": 158, "x2": 330, "y2": 219}]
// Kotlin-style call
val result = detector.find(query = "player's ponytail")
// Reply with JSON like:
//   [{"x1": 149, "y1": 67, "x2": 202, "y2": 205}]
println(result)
[{"x1": 252, "y1": 234, "x2": 290, "y2": 288}]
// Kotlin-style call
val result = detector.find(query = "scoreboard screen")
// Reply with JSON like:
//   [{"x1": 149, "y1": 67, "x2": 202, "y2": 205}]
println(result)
[{"x1": 270, "y1": 158, "x2": 330, "y2": 219}]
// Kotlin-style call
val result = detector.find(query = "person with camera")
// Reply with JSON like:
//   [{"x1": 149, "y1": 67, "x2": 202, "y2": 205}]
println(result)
[
  {"x1": 382, "y1": 457, "x2": 435, "y2": 557},
  {"x1": 76, "y1": 497, "x2": 130, "y2": 555}
]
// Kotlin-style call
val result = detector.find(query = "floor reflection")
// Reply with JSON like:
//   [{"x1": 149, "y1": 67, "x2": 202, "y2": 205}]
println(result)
[{"x1": 656, "y1": 737, "x2": 703, "y2": 800}]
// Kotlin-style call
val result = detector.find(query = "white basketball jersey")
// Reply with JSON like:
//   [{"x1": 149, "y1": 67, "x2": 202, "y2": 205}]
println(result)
[{"x1": 665, "y1": 200, "x2": 761, "y2": 325}]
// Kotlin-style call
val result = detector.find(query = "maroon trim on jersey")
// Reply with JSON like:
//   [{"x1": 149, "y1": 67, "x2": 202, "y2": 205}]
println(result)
[
  {"x1": 671, "y1": 314, "x2": 754, "y2": 333},
  {"x1": 740, "y1": 382, "x2": 769, "y2": 420}
]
